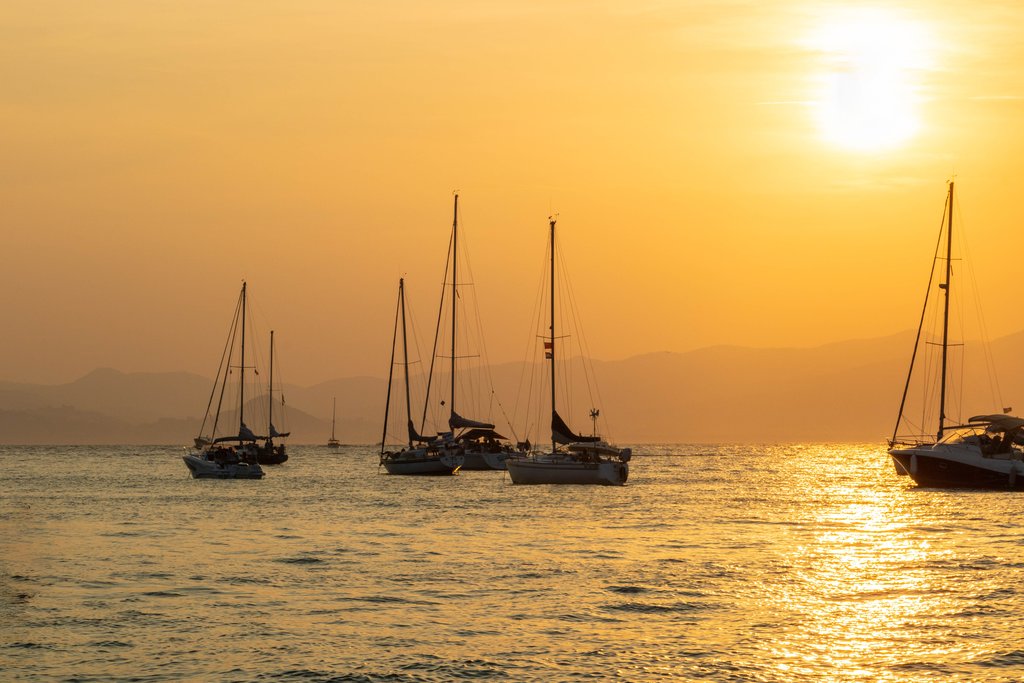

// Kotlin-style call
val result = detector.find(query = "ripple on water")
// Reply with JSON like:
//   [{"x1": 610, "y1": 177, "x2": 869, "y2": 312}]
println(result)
[
  {"x1": 7, "y1": 444, "x2": 1024, "y2": 682},
  {"x1": 275, "y1": 556, "x2": 326, "y2": 565},
  {"x1": 975, "y1": 649, "x2": 1024, "y2": 668},
  {"x1": 603, "y1": 600, "x2": 709, "y2": 615}
]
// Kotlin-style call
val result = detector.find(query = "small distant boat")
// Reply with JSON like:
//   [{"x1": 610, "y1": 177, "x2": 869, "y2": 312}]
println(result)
[
  {"x1": 257, "y1": 330, "x2": 289, "y2": 465},
  {"x1": 379, "y1": 278, "x2": 464, "y2": 475},
  {"x1": 888, "y1": 181, "x2": 1024, "y2": 488},
  {"x1": 505, "y1": 217, "x2": 631, "y2": 486},
  {"x1": 327, "y1": 396, "x2": 341, "y2": 449},
  {"x1": 183, "y1": 282, "x2": 265, "y2": 479}
]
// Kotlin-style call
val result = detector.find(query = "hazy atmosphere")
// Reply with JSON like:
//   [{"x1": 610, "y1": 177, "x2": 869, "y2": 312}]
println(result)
[
  {"x1": 10, "y1": 4, "x2": 1024, "y2": 682},
  {"x1": 4, "y1": 1, "x2": 1024, "y2": 438}
]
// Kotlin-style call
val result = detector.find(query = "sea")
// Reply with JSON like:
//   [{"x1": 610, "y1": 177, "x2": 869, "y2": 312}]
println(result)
[{"x1": 3, "y1": 444, "x2": 1024, "y2": 682}]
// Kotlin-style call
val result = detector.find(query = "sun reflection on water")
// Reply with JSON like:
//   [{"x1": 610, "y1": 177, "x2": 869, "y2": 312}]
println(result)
[
  {"x1": 4, "y1": 445, "x2": 1024, "y2": 681},
  {"x1": 756, "y1": 445, "x2": 1000, "y2": 681}
]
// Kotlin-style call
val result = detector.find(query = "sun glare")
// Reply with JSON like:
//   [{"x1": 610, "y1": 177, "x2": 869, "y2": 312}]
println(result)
[{"x1": 808, "y1": 9, "x2": 933, "y2": 152}]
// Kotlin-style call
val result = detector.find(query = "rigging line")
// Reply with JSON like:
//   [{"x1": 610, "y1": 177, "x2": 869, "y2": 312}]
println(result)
[
  {"x1": 954, "y1": 247, "x2": 967, "y2": 423},
  {"x1": 450, "y1": 212, "x2": 497, "y2": 424},
  {"x1": 957, "y1": 196, "x2": 1004, "y2": 410},
  {"x1": 512, "y1": 229, "x2": 551, "y2": 439},
  {"x1": 381, "y1": 281, "x2": 402, "y2": 456},
  {"x1": 553, "y1": 230, "x2": 603, "y2": 436},
  {"x1": 461, "y1": 221, "x2": 505, "y2": 426},
  {"x1": 892, "y1": 195, "x2": 948, "y2": 444},
  {"x1": 200, "y1": 289, "x2": 243, "y2": 440},
  {"x1": 557, "y1": 231, "x2": 613, "y2": 439},
  {"x1": 268, "y1": 334, "x2": 288, "y2": 429},
  {"x1": 524, "y1": 243, "x2": 552, "y2": 447},
  {"x1": 919, "y1": 302, "x2": 938, "y2": 437},
  {"x1": 552, "y1": 240, "x2": 577, "y2": 417},
  {"x1": 420, "y1": 225, "x2": 454, "y2": 435},
  {"x1": 245, "y1": 295, "x2": 270, "y2": 430},
  {"x1": 405, "y1": 287, "x2": 432, "y2": 434},
  {"x1": 491, "y1": 390, "x2": 521, "y2": 443},
  {"x1": 212, "y1": 299, "x2": 242, "y2": 440}
]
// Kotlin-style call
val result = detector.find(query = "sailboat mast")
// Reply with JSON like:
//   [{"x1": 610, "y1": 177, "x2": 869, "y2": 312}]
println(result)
[
  {"x1": 268, "y1": 330, "x2": 274, "y2": 437},
  {"x1": 399, "y1": 278, "x2": 414, "y2": 448},
  {"x1": 332, "y1": 397, "x2": 337, "y2": 441},
  {"x1": 240, "y1": 281, "x2": 247, "y2": 438},
  {"x1": 450, "y1": 193, "x2": 458, "y2": 421},
  {"x1": 381, "y1": 284, "x2": 401, "y2": 456},
  {"x1": 938, "y1": 181, "x2": 954, "y2": 439},
  {"x1": 549, "y1": 218, "x2": 557, "y2": 455}
]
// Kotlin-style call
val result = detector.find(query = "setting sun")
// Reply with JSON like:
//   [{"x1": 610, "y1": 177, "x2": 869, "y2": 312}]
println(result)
[{"x1": 808, "y1": 9, "x2": 933, "y2": 152}]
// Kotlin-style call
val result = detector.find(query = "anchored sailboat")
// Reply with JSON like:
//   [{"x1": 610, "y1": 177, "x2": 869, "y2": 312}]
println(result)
[
  {"x1": 379, "y1": 278, "x2": 464, "y2": 475},
  {"x1": 257, "y1": 330, "x2": 289, "y2": 465},
  {"x1": 504, "y1": 217, "x2": 631, "y2": 486},
  {"x1": 183, "y1": 282, "x2": 265, "y2": 479},
  {"x1": 327, "y1": 397, "x2": 341, "y2": 449},
  {"x1": 888, "y1": 181, "x2": 1024, "y2": 488},
  {"x1": 422, "y1": 193, "x2": 516, "y2": 470}
]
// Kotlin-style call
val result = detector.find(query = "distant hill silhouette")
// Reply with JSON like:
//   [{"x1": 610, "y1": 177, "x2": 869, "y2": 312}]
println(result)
[{"x1": 1, "y1": 330, "x2": 1022, "y2": 445}]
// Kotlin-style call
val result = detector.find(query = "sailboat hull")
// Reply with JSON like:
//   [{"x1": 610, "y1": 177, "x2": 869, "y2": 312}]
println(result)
[
  {"x1": 889, "y1": 445, "x2": 1024, "y2": 490},
  {"x1": 505, "y1": 455, "x2": 628, "y2": 486},
  {"x1": 182, "y1": 453, "x2": 265, "y2": 479},
  {"x1": 459, "y1": 448, "x2": 512, "y2": 471},
  {"x1": 381, "y1": 451, "x2": 464, "y2": 475},
  {"x1": 257, "y1": 445, "x2": 288, "y2": 465},
  {"x1": 482, "y1": 451, "x2": 510, "y2": 471},
  {"x1": 459, "y1": 451, "x2": 492, "y2": 470}
]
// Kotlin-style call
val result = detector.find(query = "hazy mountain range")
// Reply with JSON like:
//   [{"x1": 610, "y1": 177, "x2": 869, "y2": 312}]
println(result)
[{"x1": 2, "y1": 329, "x2": 1023, "y2": 445}]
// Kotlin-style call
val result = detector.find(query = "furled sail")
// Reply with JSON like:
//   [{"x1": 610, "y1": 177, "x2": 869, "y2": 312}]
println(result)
[
  {"x1": 408, "y1": 419, "x2": 432, "y2": 444},
  {"x1": 458, "y1": 427, "x2": 508, "y2": 442},
  {"x1": 449, "y1": 410, "x2": 495, "y2": 430},
  {"x1": 239, "y1": 422, "x2": 258, "y2": 441},
  {"x1": 269, "y1": 423, "x2": 290, "y2": 439},
  {"x1": 213, "y1": 422, "x2": 259, "y2": 443},
  {"x1": 552, "y1": 410, "x2": 600, "y2": 444}
]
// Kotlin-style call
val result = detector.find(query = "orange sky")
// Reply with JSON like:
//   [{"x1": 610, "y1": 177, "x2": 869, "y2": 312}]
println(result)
[{"x1": 3, "y1": 1, "x2": 1024, "y2": 385}]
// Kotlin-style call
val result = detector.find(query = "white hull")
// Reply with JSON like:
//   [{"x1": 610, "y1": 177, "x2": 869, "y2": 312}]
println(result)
[
  {"x1": 459, "y1": 451, "x2": 492, "y2": 470},
  {"x1": 381, "y1": 449, "x2": 464, "y2": 475},
  {"x1": 183, "y1": 452, "x2": 264, "y2": 479},
  {"x1": 481, "y1": 451, "x2": 510, "y2": 471},
  {"x1": 505, "y1": 453, "x2": 628, "y2": 486},
  {"x1": 460, "y1": 447, "x2": 512, "y2": 471}
]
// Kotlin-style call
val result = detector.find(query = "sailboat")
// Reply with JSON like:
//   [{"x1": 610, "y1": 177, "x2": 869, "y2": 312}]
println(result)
[
  {"x1": 504, "y1": 217, "x2": 631, "y2": 486},
  {"x1": 257, "y1": 330, "x2": 289, "y2": 465},
  {"x1": 327, "y1": 397, "x2": 341, "y2": 448},
  {"x1": 888, "y1": 181, "x2": 1024, "y2": 488},
  {"x1": 183, "y1": 282, "x2": 265, "y2": 479},
  {"x1": 379, "y1": 278, "x2": 465, "y2": 475},
  {"x1": 422, "y1": 194, "x2": 517, "y2": 470}
]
